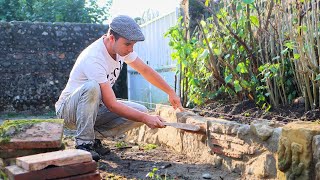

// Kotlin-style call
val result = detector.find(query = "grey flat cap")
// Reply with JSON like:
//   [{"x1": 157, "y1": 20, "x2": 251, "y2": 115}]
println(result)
[{"x1": 110, "y1": 15, "x2": 145, "y2": 41}]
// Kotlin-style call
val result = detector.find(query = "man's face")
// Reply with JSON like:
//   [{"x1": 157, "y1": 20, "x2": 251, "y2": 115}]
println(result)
[{"x1": 112, "y1": 36, "x2": 136, "y2": 57}]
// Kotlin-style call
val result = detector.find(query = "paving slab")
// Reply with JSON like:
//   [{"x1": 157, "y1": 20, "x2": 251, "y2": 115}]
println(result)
[
  {"x1": 16, "y1": 149, "x2": 92, "y2": 171},
  {"x1": 0, "y1": 119, "x2": 64, "y2": 150},
  {"x1": 5, "y1": 161, "x2": 97, "y2": 180}
]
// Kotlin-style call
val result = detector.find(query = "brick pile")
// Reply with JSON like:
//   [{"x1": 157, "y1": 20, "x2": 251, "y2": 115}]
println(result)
[
  {"x1": 0, "y1": 119, "x2": 65, "y2": 169},
  {"x1": 5, "y1": 149, "x2": 100, "y2": 180}
]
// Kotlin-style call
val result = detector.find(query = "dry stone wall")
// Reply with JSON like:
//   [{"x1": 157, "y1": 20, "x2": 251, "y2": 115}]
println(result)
[
  {"x1": 126, "y1": 105, "x2": 320, "y2": 179},
  {"x1": 0, "y1": 21, "x2": 127, "y2": 113}
]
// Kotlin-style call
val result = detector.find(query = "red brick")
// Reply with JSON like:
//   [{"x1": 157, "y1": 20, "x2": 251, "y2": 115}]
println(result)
[
  {"x1": 0, "y1": 147, "x2": 63, "y2": 159},
  {"x1": 210, "y1": 146, "x2": 243, "y2": 159},
  {"x1": 16, "y1": 149, "x2": 92, "y2": 171},
  {"x1": 5, "y1": 161, "x2": 97, "y2": 180},
  {"x1": 57, "y1": 171, "x2": 101, "y2": 180},
  {"x1": 0, "y1": 121, "x2": 63, "y2": 150}
]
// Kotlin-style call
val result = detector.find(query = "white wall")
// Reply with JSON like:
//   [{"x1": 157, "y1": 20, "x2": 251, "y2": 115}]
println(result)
[{"x1": 128, "y1": 10, "x2": 178, "y2": 109}]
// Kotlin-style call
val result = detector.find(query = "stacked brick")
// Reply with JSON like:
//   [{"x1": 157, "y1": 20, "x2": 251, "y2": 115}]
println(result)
[
  {"x1": 0, "y1": 119, "x2": 65, "y2": 170},
  {"x1": 5, "y1": 149, "x2": 100, "y2": 180}
]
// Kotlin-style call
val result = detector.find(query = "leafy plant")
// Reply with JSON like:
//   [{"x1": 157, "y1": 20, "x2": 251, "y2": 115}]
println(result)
[
  {"x1": 143, "y1": 143, "x2": 158, "y2": 150},
  {"x1": 0, "y1": 0, "x2": 111, "y2": 23},
  {"x1": 167, "y1": 0, "x2": 320, "y2": 110},
  {"x1": 115, "y1": 141, "x2": 127, "y2": 148}
]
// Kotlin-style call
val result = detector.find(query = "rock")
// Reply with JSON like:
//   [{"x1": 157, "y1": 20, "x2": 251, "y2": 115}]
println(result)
[
  {"x1": 313, "y1": 135, "x2": 320, "y2": 180},
  {"x1": 277, "y1": 121, "x2": 320, "y2": 179},
  {"x1": 202, "y1": 173, "x2": 212, "y2": 179},
  {"x1": 250, "y1": 121, "x2": 274, "y2": 141},
  {"x1": 246, "y1": 153, "x2": 276, "y2": 178},
  {"x1": 212, "y1": 154, "x2": 222, "y2": 168},
  {"x1": 266, "y1": 127, "x2": 282, "y2": 152},
  {"x1": 237, "y1": 125, "x2": 250, "y2": 138}
]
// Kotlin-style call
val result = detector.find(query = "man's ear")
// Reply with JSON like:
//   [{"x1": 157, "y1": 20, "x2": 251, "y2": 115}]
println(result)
[{"x1": 109, "y1": 34, "x2": 115, "y2": 42}]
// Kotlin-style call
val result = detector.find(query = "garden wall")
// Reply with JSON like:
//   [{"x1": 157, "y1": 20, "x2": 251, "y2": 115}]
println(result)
[
  {"x1": 0, "y1": 21, "x2": 127, "y2": 113},
  {"x1": 126, "y1": 105, "x2": 320, "y2": 179}
]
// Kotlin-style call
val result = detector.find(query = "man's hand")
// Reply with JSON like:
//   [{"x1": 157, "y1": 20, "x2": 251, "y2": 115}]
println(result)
[
  {"x1": 142, "y1": 114, "x2": 166, "y2": 129},
  {"x1": 168, "y1": 92, "x2": 184, "y2": 112}
]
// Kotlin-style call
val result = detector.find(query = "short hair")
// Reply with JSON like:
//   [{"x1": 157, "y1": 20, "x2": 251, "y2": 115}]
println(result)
[{"x1": 109, "y1": 29, "x2": 121, "y2": 41}]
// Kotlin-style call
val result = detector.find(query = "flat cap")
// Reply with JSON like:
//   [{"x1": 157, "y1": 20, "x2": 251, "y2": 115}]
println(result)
[{"x1": 110, "y1": 15, "x2": 145, "y2": 41}]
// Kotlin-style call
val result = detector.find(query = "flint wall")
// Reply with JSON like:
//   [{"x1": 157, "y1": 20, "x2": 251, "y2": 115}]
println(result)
[{"x1": 0, "y1": 21, "x2": 127, "y2": 113}]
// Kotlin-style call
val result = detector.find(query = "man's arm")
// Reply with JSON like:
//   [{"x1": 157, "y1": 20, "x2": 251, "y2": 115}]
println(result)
[
  {"x1": 128, "y1": 57, "x2": 183, "y2": 110},
  {"x1": 99, "y1": 82, "x2": 165, "y2": 128}
]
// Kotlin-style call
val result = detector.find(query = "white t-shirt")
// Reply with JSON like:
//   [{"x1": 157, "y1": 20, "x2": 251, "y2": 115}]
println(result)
[{"x1": 55, "y1": 36, "x2": 138, "y2": 111}]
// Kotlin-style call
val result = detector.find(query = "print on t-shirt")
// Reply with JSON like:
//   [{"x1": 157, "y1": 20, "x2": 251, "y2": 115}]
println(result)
[{"x1": 107, "y1": 61, "x2": 122, "y2": 85}]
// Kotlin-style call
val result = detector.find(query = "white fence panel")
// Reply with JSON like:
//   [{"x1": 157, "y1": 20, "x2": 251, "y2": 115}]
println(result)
[{"x1": 128, "y1": 10, "x2": 178, "y2": 109}]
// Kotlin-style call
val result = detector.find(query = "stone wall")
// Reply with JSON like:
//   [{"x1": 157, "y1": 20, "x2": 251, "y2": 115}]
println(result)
[
  {"x1": 0, "y1": 21, "x2": 127, "y2": 113},
  {"x1": 126, "y1": 105, "x2": 320, "y2": 179}
]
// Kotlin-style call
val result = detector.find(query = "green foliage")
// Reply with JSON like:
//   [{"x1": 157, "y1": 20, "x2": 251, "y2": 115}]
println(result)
[
  {"x1": 143, "y1": 143, "x2": 158, "y2": 150},
  {"x1": 0, "y1": 0, "x2": 111, "y2": 23},
  {"x1": 166, "y1": 0, "x2": 320, "y2": 110},
  {"x1": 115, "y1": 141, "x2": 127, "y2": 148},
  {"x1": 0, "y1": 170, "x2": 8, "y2": 180},
  {"x1": 146, "y1": 167, "x2": 172, "y2": 180}
]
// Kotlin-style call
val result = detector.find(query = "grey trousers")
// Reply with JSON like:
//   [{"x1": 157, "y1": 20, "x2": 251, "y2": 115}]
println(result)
[{"x1": 56, "y1": 80, "x2": 146, "y2": 146}]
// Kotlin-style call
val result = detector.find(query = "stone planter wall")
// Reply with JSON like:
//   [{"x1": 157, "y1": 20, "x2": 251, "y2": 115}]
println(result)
[
  {"x1": 0, "y1": 21, "x2": 127, "y2": 113},
  {"x1": 126, "y1": 105, "x2": 320, "y2": 179}
]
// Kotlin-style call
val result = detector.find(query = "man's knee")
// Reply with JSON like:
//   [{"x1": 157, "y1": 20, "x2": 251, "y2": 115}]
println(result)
[
  {"x1": 82, "y1": 80, "x2": 101, "y2": 102},
  {"x1": 132, "y1": 103, "x2": 148, "y2": 113}
]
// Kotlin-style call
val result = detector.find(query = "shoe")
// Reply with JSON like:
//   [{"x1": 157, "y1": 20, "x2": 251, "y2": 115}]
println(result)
[
  {"x1": 93, "y1": 139, "x2": 111, "y2": 156},
  {"x1": 75, "y1": 143, "x2": 100, "y2": 161}
]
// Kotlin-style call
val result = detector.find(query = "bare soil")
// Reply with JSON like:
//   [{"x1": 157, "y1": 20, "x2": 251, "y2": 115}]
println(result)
[
  {"x1": 63, "y1": 130, "x2": 241, "y2": 180},
  {"x1": 194, "y1": 100, "x2": 320, "y2": 124}
]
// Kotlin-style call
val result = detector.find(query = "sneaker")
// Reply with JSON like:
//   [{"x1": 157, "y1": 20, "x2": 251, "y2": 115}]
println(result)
[
  {"x1": 93, "y1": 139, "x2": 111, "y2": 156},
  {"x1": 75, "y1": 144, "x2": 100, "y2": 162}
]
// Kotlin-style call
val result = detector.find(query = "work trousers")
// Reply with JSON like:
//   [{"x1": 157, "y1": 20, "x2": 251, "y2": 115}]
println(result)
[{"x1": 56, "y1": 80, "x2": 146, "y2": 146}]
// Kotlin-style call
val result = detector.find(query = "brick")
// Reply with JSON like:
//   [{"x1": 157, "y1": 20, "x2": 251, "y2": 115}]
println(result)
[
  {"x1": 0, "y1": 121, "x2": 64, "y2": 150},
  {"x1": 0, "y1": 147, "x2": 63, "y2": 159},
  {"x1": 229, "y1": 143, "x2": 255, "y2": 155},
  {"x1": 210, "y1": 138, "x2": 255, "y2": 155},
  {"x1": 210, "y1": 133, "x2": 245, "y2": 145},
  {"x1": 5, "y1": 161, "x2": 97, "y2": 180},
  {"x1": 210, "y1": 146, "x2": 242, "y2": 159},
  {"x1": 16, "y1": 149, "x2": 92, "y2": 171},
  {"x1": 57, "y1": 171, "x2": 101, "y2": 180}
]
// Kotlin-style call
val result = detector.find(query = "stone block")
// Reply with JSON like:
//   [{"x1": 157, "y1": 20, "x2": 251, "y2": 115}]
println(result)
[
  {"x1": 0, "y1": 119, "x2": 64, "y2": 150},
  {"x1": 207, "y1": 118, "x2": 242, "y2": 135},
  {"x1": 246, "y1": 153, "x2": 276, "y2": 178},
  {"x1": 250, "y1": 121, "x2": 274, "y2": 141},
  {"x1": 16, "y1": 149, "x2": 92, "y2": 171},
  {"x1": 313, "y1": 135, "x2": 320, "y2": 180},
  {"x1": 5, "y1": 161, "x2": 97, "y2": 180},
  {"x1": 277, "y1": 121, "x2": 320, "y2": 179}
]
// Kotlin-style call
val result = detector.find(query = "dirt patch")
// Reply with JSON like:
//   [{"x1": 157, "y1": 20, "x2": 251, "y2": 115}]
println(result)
[
  {"x1": 194, "y1": 100, "x2": 320, "y2": 124},
  {"x1": 62, "y1": 130, "x2": 241, "y2": 180}
]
